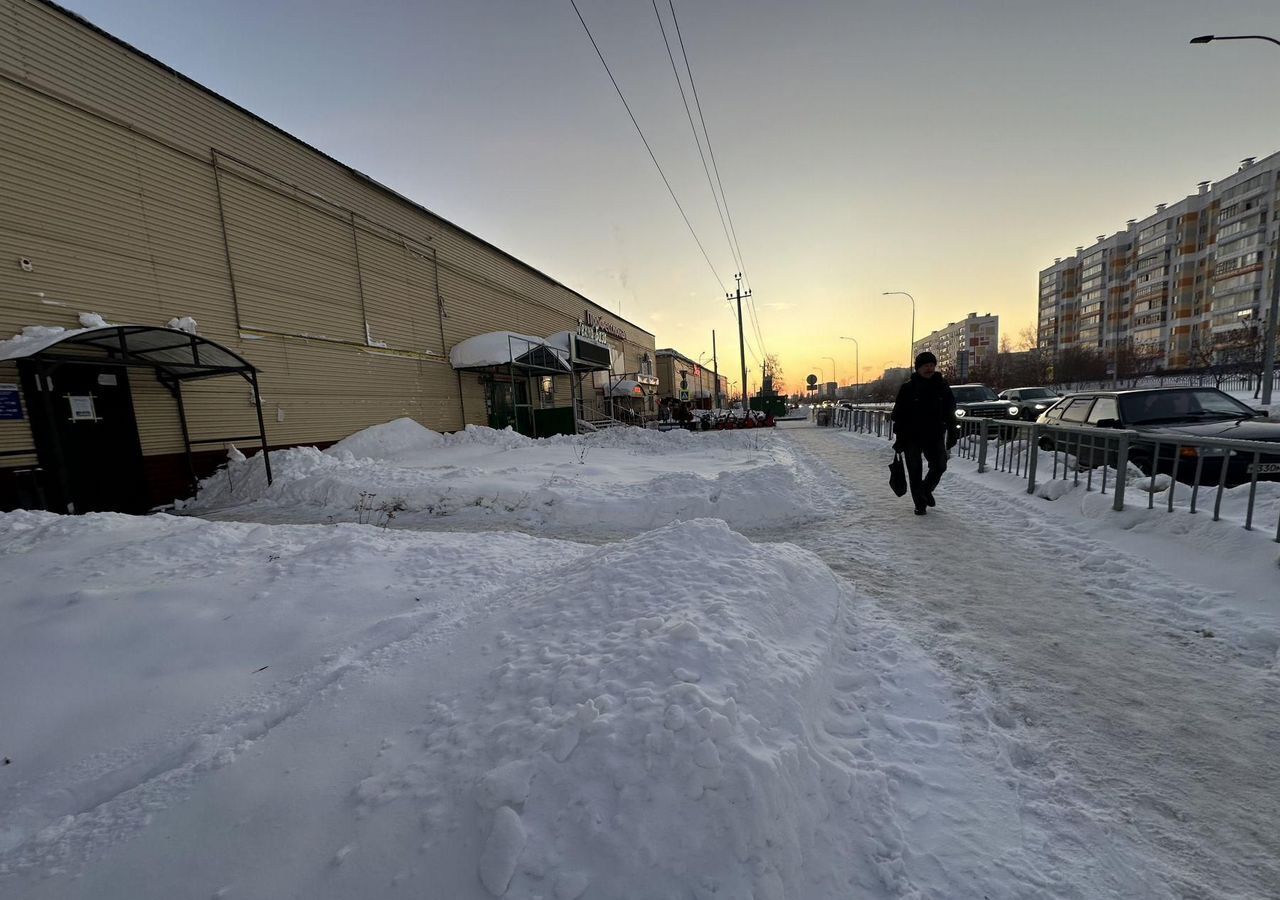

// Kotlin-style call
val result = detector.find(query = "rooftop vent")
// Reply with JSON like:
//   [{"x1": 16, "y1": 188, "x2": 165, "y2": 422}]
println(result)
[
  {"x1": 1076, "y1": 246, "x2": 1084, "y2": 253},
  {"x1": 1198, "y1": 180, "x2": 1211, "y2": 194},
  {"x1": 1097, "y1": 234, "x2": 1106, "y2": 242},
  {"x1": 1155, "y1": 203, "x2": 1167, "y2": 213},
  {"x1": 1054, "y1": 257, "x2": 1062, "y2": 264},
  {"x1": 1239, "y1": 157, "x2": 1256, "y2": 171},
  {"x1": 1126, "y1": 219, "x2": 1137, "y2": 228}
]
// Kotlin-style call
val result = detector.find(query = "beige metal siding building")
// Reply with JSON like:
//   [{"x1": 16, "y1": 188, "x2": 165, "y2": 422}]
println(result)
[
  {"x1": 0, "y1": 0, "x2": 654, "y2": 513},
  {"x1": 656, "y1": 349, "x2": 726, "y2": 407}
]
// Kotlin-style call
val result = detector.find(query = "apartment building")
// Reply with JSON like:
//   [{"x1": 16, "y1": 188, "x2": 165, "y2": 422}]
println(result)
[
  {"x1": 1039, "y1": 153, "x2": 1279, "y2": 370},
  {"x1": 912, "y1": 313, "x2": 999, "y2": 382}
]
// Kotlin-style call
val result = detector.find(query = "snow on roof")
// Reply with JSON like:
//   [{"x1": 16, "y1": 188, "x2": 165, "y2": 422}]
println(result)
[
  {"x1": 0, "y1": 321, "x2": 251, "y2": 373},
  {"x1": 0, "y1": 324, "x2": 95, "y2": 362},
  {"x1": 448, "y1": 331, "x2": 569, "y2": 371}
]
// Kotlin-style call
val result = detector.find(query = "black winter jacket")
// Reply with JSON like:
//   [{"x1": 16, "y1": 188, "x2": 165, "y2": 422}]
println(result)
[{"x1": 891, "y1": 373, "x2": 956, "y2": 441}]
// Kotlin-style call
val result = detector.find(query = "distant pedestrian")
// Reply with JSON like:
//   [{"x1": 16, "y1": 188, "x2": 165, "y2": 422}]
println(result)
[{"x1": 891, "y1": 352, "x2": 956, "y2": 516}]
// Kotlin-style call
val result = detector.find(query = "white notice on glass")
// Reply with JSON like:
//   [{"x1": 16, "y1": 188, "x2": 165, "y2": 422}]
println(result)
[{"x1": 68, "y1": 395, "x2": 96, "y2": 421}]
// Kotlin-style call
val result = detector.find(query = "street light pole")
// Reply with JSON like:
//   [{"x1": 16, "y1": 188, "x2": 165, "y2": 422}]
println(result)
[
  {"x1": 812, "y1": 362, "x2": 825, "y2": 398},
  {"x1": 823, "y1": 356, "x2": 837, "y2": 393},
  {"x1": 1190, "y1": 33, "x2": 1280, "y2": 406},
  {"x1": 883, "y1": 291, "x2": 916, "y2": 369},
  {"x1": 840, "y1": 336, "x2": 859, "y2": 400}
]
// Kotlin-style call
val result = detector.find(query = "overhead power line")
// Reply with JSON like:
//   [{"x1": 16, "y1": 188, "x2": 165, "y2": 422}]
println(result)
[
  {"x1": 668, "y1": 0, "x2": 752, "y2": 295},
  {"x1": 668, "y1": 1, "x2": 767, "y2": 361},
  {"x1": 568, "y1": 0, "x2": 726, "y2": 294},
  {"x1": 651, "y1": 0, "x2": 741, "y2": 276}
]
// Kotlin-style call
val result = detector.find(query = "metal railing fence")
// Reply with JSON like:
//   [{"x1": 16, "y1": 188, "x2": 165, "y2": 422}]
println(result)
[{"x1": 827, "y1": 406, "x2": 1280, "y2": 541}]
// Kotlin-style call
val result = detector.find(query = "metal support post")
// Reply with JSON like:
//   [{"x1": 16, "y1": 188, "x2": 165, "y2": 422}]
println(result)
[
  {"x1": 249, "y1": 370, "x2": 273, "y2": 485},
  {"x1": 1113, "y1": 433, "x2": 1130, "y2": 511}
]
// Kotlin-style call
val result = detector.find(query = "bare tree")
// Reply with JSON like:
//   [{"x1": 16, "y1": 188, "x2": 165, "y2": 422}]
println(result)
[
  {"x1": 1016, "y1": 323, "x2": 1039, "y2": 352},
  {"x1": 762, "y1": 353, "x2": 786, "y2": 395}
]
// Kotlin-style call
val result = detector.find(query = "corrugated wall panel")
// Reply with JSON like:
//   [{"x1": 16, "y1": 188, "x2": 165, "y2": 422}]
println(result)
[
  {"x1": 5, "y1": 0, "x2": 653, "y2": 351},
  {"x1": 217, "y1": 171, "x2": 364, "y2": 342},
  {"x1": 0, "y1": 2, "x2": 24, "y2": 72},
  {"x1": 0, "y1": 228, "x2": 167, "y2": 331},
  {"x1": 355, "y1": 227, "x2": 443, "y2": 355}
]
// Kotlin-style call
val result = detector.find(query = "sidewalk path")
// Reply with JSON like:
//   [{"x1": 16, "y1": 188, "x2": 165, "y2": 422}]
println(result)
[{"x1": 766, "y1": 425, "x2": 1280, "y2": 899}]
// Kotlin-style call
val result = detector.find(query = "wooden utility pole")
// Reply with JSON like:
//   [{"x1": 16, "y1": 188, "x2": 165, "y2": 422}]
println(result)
[{"x1": 729, "y1": 273, "x2": 750, "y2": 411}]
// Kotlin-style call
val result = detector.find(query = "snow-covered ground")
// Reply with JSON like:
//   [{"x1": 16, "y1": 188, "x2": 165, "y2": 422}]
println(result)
[
  {"x1": 182, "y1": 419, "x2": 816, "y2": 538},
  {"x1": 3, "y1": 420, "x2": 1279, "y2": 898}
]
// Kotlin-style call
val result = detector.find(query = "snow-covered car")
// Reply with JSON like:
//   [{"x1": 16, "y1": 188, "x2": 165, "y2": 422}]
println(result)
[
  {"x1": 998, "y1": 386, "x2": 1062, "y2": 420},
  {"x1": 1036, "y1": 387, "x2": 1280, "y2": 485}
]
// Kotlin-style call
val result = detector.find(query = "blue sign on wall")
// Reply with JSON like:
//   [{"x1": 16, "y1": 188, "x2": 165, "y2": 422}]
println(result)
[{"x1": 0, "y1": 384, "x2": 24, "y2": 421}]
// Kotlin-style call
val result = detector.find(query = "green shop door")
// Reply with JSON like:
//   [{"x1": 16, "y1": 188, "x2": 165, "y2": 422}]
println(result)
[{"x1": 486, "y1": 379, "x2": 534, "y2": 435}]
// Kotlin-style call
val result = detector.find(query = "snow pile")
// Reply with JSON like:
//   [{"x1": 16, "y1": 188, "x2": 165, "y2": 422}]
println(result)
[
  {"x1": 350, "y1": 519, "x2": 1007, "y2": 899},
  {"x1": 182, "y1": 420, "x2": 816, "y2": 536},
  {"x1": 0, "y1": 509, "x2": 586, "y2": 871},
  {"x1": 77, "y1": 312, "x2": 109, "y2": 329},
  {"x1": 165, "y1": 316, "x2": 198, "y2": 334},
  {"x1": 0, "y1": 509, "x2": 1054, "y2": 898},
  {"x1": 328, "y1": 416, "x2": 447, "y2": 460}
]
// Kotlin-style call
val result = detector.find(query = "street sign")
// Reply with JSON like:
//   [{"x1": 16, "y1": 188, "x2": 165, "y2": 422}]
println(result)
[{"x1": 806, "y1": 374, "x2": 817, "y2": 387}]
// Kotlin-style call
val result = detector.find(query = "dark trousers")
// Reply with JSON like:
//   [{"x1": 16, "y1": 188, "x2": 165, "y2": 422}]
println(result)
[{"x1": 904, "y1": 435, "x2": 948, "y2": 508}]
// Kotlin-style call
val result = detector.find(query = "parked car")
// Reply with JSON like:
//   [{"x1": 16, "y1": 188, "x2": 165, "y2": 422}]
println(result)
[
  {"x1": 951, "y1": 384, "x2": 1022, "y2": 425},
  {"x1": 998, "y1": 386, "x2": 1062, "y2": 420},
  {"x1": 1036, "y1": 387, "x2": 1279, "y2": 485}
]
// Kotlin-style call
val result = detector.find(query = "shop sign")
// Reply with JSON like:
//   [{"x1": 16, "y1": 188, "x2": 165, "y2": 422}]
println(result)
[
  {"x1": 0, "y1": 384, "x2": 22, "y2": 420},
  {"x1": 582, "y1": 310, "x2": 626, "y2": 341},
  {"x1": 576, "y1": 319, "x2": 608, "y2": 345}
]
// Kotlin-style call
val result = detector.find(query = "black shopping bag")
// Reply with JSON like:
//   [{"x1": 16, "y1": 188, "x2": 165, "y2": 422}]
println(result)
[{"x1": 888, "y1": 453, "x2": 907, "y2": 497}]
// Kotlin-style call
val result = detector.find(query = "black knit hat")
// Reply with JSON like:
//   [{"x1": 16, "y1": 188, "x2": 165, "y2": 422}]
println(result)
[{"x1": 914, "y1": 351, "x2": 937, "y2": 369}]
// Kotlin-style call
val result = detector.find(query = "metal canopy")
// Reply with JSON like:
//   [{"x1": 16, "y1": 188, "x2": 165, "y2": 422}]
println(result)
[
  {"x1": 448, "y1": 331, "x2": 572, "y2": 376},
  {"x1": 7, "y1": 325, "x2": 273, "y2": 495},
  {"x1": 0, "y1": 324, "x2": 256, "y2": 380}
]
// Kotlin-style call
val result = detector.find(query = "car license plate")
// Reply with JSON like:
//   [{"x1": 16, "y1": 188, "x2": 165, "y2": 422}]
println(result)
[{"x1": 1248, "y1": 462, "x2": 1280, "y2": 474}]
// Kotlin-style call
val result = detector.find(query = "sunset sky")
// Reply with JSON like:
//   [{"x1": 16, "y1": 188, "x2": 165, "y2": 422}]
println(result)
[{"x1": 62, "y1": 0, "x2": 1280, "y2": 393}]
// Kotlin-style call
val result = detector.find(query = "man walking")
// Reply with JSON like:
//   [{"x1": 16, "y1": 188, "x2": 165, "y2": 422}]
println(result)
[{"x1": 891, "y1": 352, "x2": 956, "y2": 516}]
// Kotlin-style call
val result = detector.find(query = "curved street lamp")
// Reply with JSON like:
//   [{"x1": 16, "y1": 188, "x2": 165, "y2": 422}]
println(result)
[
  {"x1": 883, "y1": 291, "x2": 917, "y2": 369},
  {"x1": 811, "y1": 362, "x2": 826, "y2": 398},
  {"x1": 823, "y1": 356, "x2": 837, "y2": 388},
  {"x1": 1190, "y1": 34, "x2": 1280, "y2": 47},
  {"x1": 1191, "y1": 33, "x2": 1280, "y2": 405},
  {"x1": 840, "y1": 336, "x2": 860, "y2": 399}
]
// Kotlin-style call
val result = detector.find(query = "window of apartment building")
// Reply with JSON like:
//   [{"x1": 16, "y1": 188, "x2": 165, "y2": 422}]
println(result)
[
  {"x1": 1213, "y1": 251, "x2": 1264, "y2": 277},
  {"x1": 1215, "y1": 214, "x2": 1262, "y2": 241},
  {"x1": 1210, "y1": 273, "x2": 1260, "y2": 296},
  {"x1": 1220, "y1": 172, "x2": 1269, "y2": 201},
  {"x1": 1218, "y1": 233, "x2": 1263, "y2": 257}
]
